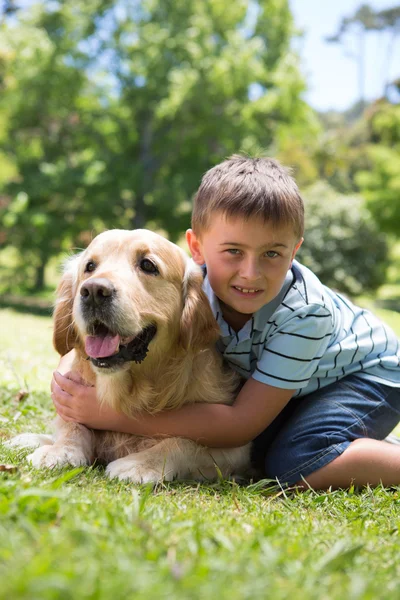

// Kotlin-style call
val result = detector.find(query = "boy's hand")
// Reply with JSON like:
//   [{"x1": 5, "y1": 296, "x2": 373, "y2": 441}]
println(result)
[{"x1": 51, "y1": 371, "x2": 122, "y2": 430}]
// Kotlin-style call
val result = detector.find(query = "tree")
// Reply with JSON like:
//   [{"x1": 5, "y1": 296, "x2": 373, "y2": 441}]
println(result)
[
  {"x1": 0, "y1": 0, "x2": 313, "y2": 290},
  {"x1": 355, "y1": 100, "x2": 400, "y2": 236},
  {"x1": 376, "y1": 7, "x2": 400, "y2": 95},
  {"x1": 0, "y1": 4, "x2": 112, "y2": 290},
  {"x1": 326, "y1": 4, "x2": 400, "y2": 104},
  {"x1": 299, "y1": 181, "x2": 389, "y2": 296},
  {"x1": 326, "y1": 4, "x2": 381, "y2": 106},
  {"x1": 86, "y1": 0, "x2": 313, "y2": 236}
]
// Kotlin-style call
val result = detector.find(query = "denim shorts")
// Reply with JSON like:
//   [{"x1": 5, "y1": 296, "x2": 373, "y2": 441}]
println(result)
[{"x1": 251, "y1": 374, "x2": 400, "y2": 485}]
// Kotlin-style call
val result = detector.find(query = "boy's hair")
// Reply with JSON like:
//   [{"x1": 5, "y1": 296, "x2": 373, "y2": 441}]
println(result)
[{"x1": 192, "y1": 155, "x2": 304, "y2": 240}]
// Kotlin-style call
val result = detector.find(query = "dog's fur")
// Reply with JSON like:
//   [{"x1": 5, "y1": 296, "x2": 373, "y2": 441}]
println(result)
[{"x1": 9, "y1": 229, "x2": 250, "y2": 483}]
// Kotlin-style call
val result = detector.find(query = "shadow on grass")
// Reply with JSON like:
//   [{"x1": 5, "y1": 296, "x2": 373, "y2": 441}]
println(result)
[{"x1": 0, "y1": 295, "x2": 53, "y2": 317}]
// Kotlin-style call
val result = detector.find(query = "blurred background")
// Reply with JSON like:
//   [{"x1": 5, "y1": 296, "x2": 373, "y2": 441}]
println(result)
[{"x1": 0, "y1": 0, "x2": 399, "y2": 306}]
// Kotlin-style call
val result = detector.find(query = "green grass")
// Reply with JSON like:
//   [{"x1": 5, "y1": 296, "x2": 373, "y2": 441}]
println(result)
[{"x1": 2, "y1": 305, "x2": 400, "y2": 599}]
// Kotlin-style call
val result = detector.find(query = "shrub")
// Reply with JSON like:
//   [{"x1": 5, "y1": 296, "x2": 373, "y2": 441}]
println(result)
[{"x1": 298, "y1": 181, "x2": 389, "y2": 296}]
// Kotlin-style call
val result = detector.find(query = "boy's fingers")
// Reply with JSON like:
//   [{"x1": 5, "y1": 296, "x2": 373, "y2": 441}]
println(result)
[
  {"x1": 53, "y1": 371, "x2": 79, "y2": 396},
  {"x1": 50, "y1": 377, "x2": 59, "y2": 397},
  {"x1": 52, "y1": 380, "x2": 73, "y2": 405},
  {"x1": 63, "y1": 370, "x2": 86, "y2": 386},
  {"x1": 52, "y1": 395, "x2": 77, "y2": 421}
]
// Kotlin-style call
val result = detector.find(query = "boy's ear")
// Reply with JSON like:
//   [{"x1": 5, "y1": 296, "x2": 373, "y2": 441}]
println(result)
[
  {"x1": 186, "y1": 229, "x2": 204, "y2": 265},
  {"x1": 290, "y1": 237, "x2": 304, "y2": 266}
]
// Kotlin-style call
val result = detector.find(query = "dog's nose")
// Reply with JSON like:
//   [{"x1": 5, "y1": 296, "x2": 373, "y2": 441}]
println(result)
[{"x1": 80, "y1": 278, "x2": 115, "y2": 306}]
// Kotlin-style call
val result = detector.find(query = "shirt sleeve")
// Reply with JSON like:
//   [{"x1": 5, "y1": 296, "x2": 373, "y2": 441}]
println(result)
[{"x1": 252, "y1": 304, "x2": 334, "y2": 390}]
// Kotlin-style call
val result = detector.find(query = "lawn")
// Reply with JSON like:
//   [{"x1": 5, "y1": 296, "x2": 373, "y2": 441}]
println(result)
[{"x1": 1, "y1": 304, "x2": 400, "y2": 599}]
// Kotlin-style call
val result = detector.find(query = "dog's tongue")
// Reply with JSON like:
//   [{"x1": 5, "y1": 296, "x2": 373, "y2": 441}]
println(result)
[{"x1": 85, "y1": 333, "x2": 121, "y2": 359}]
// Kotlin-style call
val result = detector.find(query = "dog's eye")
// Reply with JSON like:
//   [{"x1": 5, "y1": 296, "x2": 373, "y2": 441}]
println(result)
[
  {"x1": 140, "y1": 258, "x2": 159, "y2": 275},
  {"x1": 85, "y1": 260, "x2": 96, "y2": 273}
]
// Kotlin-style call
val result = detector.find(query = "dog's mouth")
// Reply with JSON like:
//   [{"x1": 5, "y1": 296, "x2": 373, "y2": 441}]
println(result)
[{"x1": 85, "y1": 322, "x2": 157, "y2": 370}]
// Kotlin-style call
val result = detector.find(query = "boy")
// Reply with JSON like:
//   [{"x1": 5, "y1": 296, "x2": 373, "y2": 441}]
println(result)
[{"x1": 52, "y1": 156, "x2": 400, "y2": 490}]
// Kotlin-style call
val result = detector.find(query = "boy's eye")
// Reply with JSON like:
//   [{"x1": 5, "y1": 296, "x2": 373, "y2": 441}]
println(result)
[
  {"x1": 226, "y1": 249, "x2": 241, "y2": 256},
  {"x1": 265, "y1": 251, "x2": 279, "y2": 258}
]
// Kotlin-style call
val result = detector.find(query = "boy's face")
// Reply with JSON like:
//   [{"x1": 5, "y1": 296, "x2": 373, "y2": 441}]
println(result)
[{"x1": 186, "y1": 213, "x2": 303, "y2": 330}]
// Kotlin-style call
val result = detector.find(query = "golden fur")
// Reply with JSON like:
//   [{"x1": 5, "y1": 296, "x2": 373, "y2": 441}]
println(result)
[{"x1": 9, "y1": 229, "x2": 250, "y2": 483}]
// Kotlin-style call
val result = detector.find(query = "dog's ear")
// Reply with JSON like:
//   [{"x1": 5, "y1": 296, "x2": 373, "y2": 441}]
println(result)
[
  {"x1": 180, "y1": 260, "x2": 220, "y2": 352},
  {"x1": 53, "y1": 255, "x2": 80, "y2": 356}
]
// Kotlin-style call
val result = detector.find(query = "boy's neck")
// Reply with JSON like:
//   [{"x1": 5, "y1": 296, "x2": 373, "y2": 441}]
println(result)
[{"x1": 219, "y1": 301, "x2": 252, "y2": 333}]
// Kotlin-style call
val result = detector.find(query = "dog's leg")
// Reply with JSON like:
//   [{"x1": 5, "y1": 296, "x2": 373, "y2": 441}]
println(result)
[
  {"x1": 27, "y1": 417, "x2": 94, "y2": 469},
  {"x1": 106, "y1": 438, "x2": 251, "y2": 483},
  {"x1": 186, "y1": 444, "x2": 252, "y2": 481},
  {"x1": 4, "y1": 433, "x2": 54, "y2": 450}
]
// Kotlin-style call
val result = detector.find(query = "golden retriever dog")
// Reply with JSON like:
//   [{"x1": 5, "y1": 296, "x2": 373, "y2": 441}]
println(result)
[{"x1": 9, "y1": 229, "x2": 251, "y2": 483}]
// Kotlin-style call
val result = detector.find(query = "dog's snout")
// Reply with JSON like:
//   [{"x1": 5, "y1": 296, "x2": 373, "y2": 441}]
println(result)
[{"x1": 80, "y1": 278, "x2": 115, "y2": 306}]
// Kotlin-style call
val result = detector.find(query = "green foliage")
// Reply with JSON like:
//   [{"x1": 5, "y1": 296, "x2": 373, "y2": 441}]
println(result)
[
  {"x1": 299, "y1": 181, "x2": 390, "y2": 296},
  {"x1": 0, "y1": 0, "x2": 313, "y2": 290},
  {"x1": 310, "y1": 98, "x2": 400, "y2": 246},
  {"x1": 0, "y1": 1, "x2": 397, "y2": 293},
  {"x1": 0, "y1": 6, "x2": 113, "y2": 290},
  {"x1": 355, "y1": 101, "x2": 400, "y2": 235}
]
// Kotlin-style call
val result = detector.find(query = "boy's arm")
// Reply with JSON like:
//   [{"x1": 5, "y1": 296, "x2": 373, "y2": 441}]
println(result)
[{"x1": 52, "y1": 371, "x2": 294, "y2": 447}]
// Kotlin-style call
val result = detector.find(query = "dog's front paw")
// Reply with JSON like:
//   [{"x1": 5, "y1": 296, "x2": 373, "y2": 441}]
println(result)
[
  {"x1": 27, "y1": 444, "x2": 90, "y2": 469},
  {"x1": 4, "y1": 433, "x2": 54, "y2": 450},
  {"x1": 106, "y1": 454, "x2": 174, "y2": 484}
]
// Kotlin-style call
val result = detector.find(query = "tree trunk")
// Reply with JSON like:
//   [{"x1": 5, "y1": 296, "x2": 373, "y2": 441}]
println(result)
[
  {"x1": 383, "y1": 29, "x2": 397, "y2": 97},
  {"x1": 131, "y1": 114, "x2": 156, "y2": 230},
  {"x1": 358, "y1": 29, "x2": 365, "y2": 106},
  {"x1": 33, "y1": 257, "x2": 47, "y2": 292},
  {"x1": 132, "y1": 192, "x2": 147, "y2": 229}
]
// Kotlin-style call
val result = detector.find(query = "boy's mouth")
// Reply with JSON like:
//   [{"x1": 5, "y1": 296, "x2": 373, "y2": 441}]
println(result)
[{"x1": 233, "y1": 286, "x2": 262, "y2": 295}]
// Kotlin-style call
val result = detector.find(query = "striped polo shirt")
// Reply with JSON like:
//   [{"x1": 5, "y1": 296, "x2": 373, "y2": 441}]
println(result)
[{"x1": 203, "y1": 260, "x2": 400, "y2": 397}]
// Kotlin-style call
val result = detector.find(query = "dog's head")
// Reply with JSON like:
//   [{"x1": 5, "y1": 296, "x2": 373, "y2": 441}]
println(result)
[{"x1": 53, "y1": 229, "x2": 220, "y2": 374}]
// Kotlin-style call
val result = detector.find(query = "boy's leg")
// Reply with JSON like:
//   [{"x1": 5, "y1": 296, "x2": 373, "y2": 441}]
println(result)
[
  {"x1": 254, "y1": 375, "x2": 400, "y2": 489},
  {"x1": 301, "y1": 438, "x2": 400, "y2": 489}
]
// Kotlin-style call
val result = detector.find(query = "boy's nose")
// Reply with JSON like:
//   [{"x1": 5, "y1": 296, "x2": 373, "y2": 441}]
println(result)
[{"x1": 240, "y1": 258, "x2": 261, "y2": 281}]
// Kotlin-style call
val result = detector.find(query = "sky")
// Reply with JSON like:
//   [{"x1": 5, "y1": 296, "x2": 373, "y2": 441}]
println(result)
[{"x1": 289, "y1": 0, "x2": 400, "y2": 111}]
